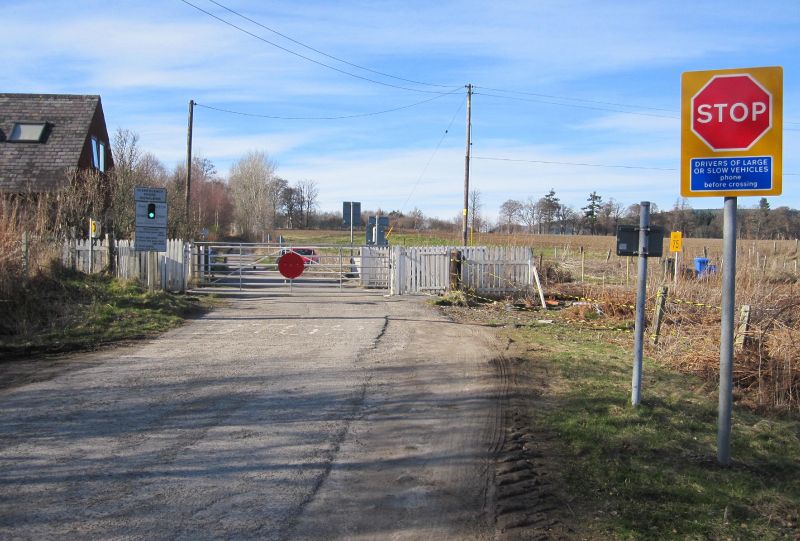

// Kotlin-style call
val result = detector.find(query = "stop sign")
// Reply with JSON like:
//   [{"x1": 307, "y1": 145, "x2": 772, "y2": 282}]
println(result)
[{"x1": 691, "y1": 74, "x2": 772, "y2": 151}]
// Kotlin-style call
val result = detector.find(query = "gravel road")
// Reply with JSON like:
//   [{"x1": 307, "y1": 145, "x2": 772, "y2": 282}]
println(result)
[{"x1": 0, "y1": 289, "x2": 503, "y2": 540}]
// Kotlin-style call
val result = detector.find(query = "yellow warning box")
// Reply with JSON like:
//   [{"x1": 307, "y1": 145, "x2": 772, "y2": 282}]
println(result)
[{"x1": 670, "y1": 231, "x2": 683, "y2": 253}]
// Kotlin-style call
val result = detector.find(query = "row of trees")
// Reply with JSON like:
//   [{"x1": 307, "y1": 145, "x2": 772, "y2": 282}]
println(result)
[
  {"x1": 109, "y1": 131, "x2": 319, "y2": 241},
  {"x1": 496, "y1": 190, "x2": 625, "y2": 236},
  {"x1": 380, "y1": 189, "x2": 800, "y2": 241},
  {"x1": 494, "y1": 190, "x2": 800, "y2": 239}
]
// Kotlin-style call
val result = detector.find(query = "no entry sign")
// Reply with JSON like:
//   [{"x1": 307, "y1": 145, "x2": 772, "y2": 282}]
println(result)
[{"x1": 681, "y1": 66, "x2": 783, "y2": 197}]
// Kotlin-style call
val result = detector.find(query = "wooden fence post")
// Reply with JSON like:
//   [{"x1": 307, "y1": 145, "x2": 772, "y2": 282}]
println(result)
[
  {"x1": 580, "y1": 246, "x2": 585, "y2": 282},
  {"x1": 651, "y1": 285, "x2": 668, "y2": 345},
  {"x1": 735, "y1": 305, "x2": 751, "y2": 352},
  {"x1": 626, "y1": 257, "x2": 630, "y2": 286}
]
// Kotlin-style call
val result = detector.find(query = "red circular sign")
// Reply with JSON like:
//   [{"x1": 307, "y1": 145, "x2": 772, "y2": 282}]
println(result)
[
  {"x1": 278, "y1": 252, "x2": 305, "y2": 279},
  {"x1": 691, "y1": 74, "x2": 772, "y2": 151}
]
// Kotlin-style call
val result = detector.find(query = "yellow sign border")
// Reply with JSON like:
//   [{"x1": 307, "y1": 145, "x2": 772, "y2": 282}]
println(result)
[{"x1": 681, "y1": 66, "x2": 783, "y2": 197}]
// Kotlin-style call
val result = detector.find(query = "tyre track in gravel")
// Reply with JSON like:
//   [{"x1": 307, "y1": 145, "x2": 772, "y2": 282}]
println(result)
[{"x1": 0, "y1": 292, "x2": 506, "y2": 540}]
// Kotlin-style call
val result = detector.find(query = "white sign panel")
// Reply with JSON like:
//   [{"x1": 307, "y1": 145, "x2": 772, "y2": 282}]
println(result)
[
  {"x1": 134, "y1": 227, "x2": 167, "y2": 252},
  {"x1": 134, "y1": 186, "x2": 167, "y2": 203}
]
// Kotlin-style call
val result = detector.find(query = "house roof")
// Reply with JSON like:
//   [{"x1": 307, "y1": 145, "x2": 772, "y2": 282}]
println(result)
[{"x1": 0, "y1": 93, "x2": 107, "y2": 192}]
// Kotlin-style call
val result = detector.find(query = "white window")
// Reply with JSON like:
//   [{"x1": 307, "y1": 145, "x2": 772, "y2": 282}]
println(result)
[
  {"x1": 91, "y1": 137, "x2": 106, "y2": 172},
  {"x1": 9, "y1": 123, "x2": 46, "y2": 142}
]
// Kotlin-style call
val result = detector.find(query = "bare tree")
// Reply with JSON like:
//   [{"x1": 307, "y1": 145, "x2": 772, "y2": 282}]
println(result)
[
  {"x1": 469, "y1": 189, "x2": 483, "y2": 234},
  {"x1": 281, "y1": 186, "x2": 301, "y2": 229},
  {"x1": 295, "y1": 179, "x2": 319, "y2": 228},
  {"x1": 521, "y1": 197, "x2": 539, "y2": 233},
  {"x1": 409, "y1": 207, "x2": 425, "y2": 230},
  {"x1": 499, "y1": 199, "x2": 524, "y2": 234},
  {"x1": 228, "y1": 151, "x2": 278, "y2": 240}
]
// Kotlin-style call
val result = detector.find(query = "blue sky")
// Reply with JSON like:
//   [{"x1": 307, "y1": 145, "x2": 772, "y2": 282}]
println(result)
[{"x1": 3, "y1": 0, "x2": 799, "y2": 221}]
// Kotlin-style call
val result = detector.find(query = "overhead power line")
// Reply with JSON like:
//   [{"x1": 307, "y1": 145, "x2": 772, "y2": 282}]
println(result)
[
  {"x1": 178, "y1": 0, "x2": 458, "y2": 95},
  {"x1": 475, "y1": 86, "x2": 800, "y2": 127},
  {"x1": 194, "y1": 89, "x2": 461, "y2": 120},
  {"x1": 398, "y1": 98, "x2": 466, "y2": 213},
  {"x1": 473, "y1": 91, "x2": 679, "y2": 119},
  {"x1": 473, "y1": 155, "x2": 677, "y2": 171},
  {"x1": 206, "y1": 0, "x2": 453, "y2": 89},
  {"x1": 474, "y1": 85, "x2": 676, "y2": 114}
]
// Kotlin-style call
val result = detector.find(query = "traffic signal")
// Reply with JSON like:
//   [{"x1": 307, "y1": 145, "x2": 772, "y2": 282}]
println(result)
[{"x1": 147, "y1": 203, "x2": 156, "y2": 219}]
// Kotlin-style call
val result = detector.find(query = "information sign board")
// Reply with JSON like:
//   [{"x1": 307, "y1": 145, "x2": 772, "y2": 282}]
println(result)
[
  {"x1": 134, "y1": 186, "x2": 167, "y2": 252},
  {"x1": 681, "y1": 66, "x2": 783, "y2": 197}
]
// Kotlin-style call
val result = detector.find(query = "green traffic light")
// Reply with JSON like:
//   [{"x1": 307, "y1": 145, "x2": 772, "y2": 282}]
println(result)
[{"x1": 147, "y1": 203, "x2": 156, "y2": 219}]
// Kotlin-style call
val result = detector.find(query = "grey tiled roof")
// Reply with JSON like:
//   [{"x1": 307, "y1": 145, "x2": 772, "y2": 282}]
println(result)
[{"x1": 0, "y1": 94, "x2": 103, "y2": 192}]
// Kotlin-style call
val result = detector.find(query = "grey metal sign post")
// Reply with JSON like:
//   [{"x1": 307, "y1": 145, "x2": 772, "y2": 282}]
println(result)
[
  {"x1": 718, "y1": 197, "x2": 737, "y2": 465},
  {"x1": 631, "y1": 202, "x2": 650, "y2": 407},
  {"x1": 343, "y1": 201, "x2": 361, "y2": 245},
  {"x1": 616, "y1": 203, "x2": 664, "y2": 406}
]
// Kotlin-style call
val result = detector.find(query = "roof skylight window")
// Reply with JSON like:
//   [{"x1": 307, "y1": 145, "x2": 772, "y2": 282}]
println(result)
[{"x1": 8, "y1": 123, "x2": 47, "y2": 142}]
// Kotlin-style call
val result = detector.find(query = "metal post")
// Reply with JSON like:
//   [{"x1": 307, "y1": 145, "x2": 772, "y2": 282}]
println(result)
[
  {"x1": 632, "y1": 201, "x2": 650, "y2": 407},
  {"x1": 462, "y1": 84, "x2": 472, "y2": 246},
  {"x1": 349, "y1": 203, "x2": 354, "y2": 245},
  {"x1": 89, "y1": 237, "x2": 94, "y2": 274},
  {"x1": 718, "y1": 196, "x2": 737, "y2": 466},
  {"x1": 239, "y1": 243, "x2": 243, "y2": 291},
  {"x1": 147, "y1": 251, "x2": 155, "y2": 293}
]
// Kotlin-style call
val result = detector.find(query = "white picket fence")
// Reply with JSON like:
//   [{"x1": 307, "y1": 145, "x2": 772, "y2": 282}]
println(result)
[
  {"x1": 390, "y1": 246, "x2": 533, "y2": 296},
  {"x1": 60, "y1": 239, "x2": 531, "y2": 296},
  {"x1": 61, "y1": 238, "x2": 189, "y2": 292},
  {"x1": 61, "y1": 238, "x2": 111, "y2": 274}
]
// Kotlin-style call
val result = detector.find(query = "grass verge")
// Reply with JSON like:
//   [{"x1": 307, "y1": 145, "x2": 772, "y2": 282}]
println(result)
[
  {"x1": 500, "y1": 321, "x2": 799, "y2": 540},
  {"x1": 1, "y1": 267, "x2": 212, "y2": 358}
]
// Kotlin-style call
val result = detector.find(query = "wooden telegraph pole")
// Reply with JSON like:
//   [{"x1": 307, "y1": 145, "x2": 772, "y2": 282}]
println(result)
[
  {"x1": 462, "y1": 84, "x2": 472, "y2": 247},
  {"x1": 185, "y1": 99, "x2": 194, "y2": 235}
]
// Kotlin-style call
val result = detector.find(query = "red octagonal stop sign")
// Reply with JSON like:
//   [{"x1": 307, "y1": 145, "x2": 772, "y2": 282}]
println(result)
[{"x1": 691, "y1": 74, "x2": 772, "y2": 151}]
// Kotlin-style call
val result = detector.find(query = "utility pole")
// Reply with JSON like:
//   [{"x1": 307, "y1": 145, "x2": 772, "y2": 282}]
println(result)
[
  {"x1": 462, "y1": 84, "x2": 472, "y2": 246},
  {"x1": 185, "y1": 99, "x2": 194, "y2": 234}
]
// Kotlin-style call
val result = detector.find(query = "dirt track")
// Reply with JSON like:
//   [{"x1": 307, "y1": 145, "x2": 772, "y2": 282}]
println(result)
[{"x1": 0, "y1": 290, "x2": 522, "y2": 540}]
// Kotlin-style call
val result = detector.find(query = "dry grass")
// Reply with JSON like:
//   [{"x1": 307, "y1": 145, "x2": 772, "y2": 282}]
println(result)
[
  {"x1": 0, "y1": 197, "x2": 62, "y2": 300},
  {"x1": 540, "y1": 253, "x2": 799, "y2": 412}
]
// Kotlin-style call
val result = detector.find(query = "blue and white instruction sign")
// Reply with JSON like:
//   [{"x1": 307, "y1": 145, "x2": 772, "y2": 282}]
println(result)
[{"x1": 689, "y1": 156, "x2": 772, "y2": 193}]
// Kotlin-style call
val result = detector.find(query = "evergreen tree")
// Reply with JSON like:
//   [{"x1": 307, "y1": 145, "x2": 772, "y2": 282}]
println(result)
[{"x1": 582, "y1": 191, "x2": 602, "y2": 235}]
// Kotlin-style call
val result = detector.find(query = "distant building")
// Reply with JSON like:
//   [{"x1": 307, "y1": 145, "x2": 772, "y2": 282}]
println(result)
[{"x1": 0, "y1": 93, "x2": 113, "y2": 194}]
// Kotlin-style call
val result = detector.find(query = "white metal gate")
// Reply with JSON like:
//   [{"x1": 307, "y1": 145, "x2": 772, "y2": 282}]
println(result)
[{"x1": 190, "y1": 242, "x2": 391, "y2": 291}]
